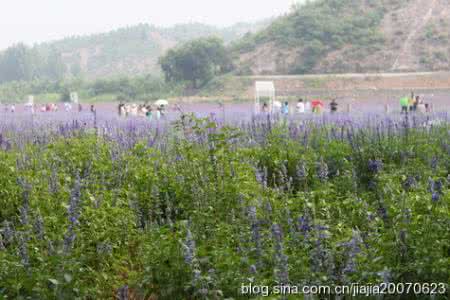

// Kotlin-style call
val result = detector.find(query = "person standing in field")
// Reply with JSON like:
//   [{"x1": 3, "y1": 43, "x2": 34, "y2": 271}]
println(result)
[
  {"x1": 417, "y1": 96, "x2": 426, "y2": 113},
  {"x1": 400, "y1": 96, "x2": 409, "y2": 114},
  {"x1": 10, "y1": 104, "x2": 15, "y2": 113},
  {"x1": 146, "y1": 106, "x2": 153, "y2": 121},
  {"x1": 262, "y1": 102, "x2": 269, "y2": 113},
  {"x1": 305, "y1": 100, "x2": 311, "y2": 113},
  {"x1": 296, "y1": 99, "x2": 305, "y2": 113},
  {"x1": 330, "y1": 99, "x2": 338, "y2": 113},
  {"x1": 408, "y1": 92, "x2": 415, "y2": 112},
  {"x1": 413, "y1": 95, "x2": 419, "y2": 112},
  {"x1": 282, "y1": 101, "x2": 289, "y2": 115}
]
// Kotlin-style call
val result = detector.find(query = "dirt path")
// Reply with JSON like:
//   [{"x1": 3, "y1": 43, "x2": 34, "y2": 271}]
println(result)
[
  {"x1": 243, "y1": 71, "x2": 446, "y2": 80},
  {"x1": 391, "y1": 0, "x2": 438, "y2": 71}
]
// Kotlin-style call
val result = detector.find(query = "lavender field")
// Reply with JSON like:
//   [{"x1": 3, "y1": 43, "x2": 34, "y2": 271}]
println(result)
[{"x1": 0, "y1": 106, "x2": 449, "y2": 299}]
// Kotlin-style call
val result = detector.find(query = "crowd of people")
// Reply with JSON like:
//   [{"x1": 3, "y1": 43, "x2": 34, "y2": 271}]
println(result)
[
  {"x1": 1, "y1": 92, "x2": 436, "y2": 118},
  {"x1": 261, "y1": 98, "x2": 338, "y2": 115},
  {"x1": 260, "y1": 92, "x2": 434, "y2": 116},
  {"x1": 117, "y1": 103, "x2": 167, "y2": 121},
  {"x1": 400, "y1": 92, "x2": 432, "y2": 114},
  {"x1": 2, "y1": 102, "x2": 88, "y2": 114}
]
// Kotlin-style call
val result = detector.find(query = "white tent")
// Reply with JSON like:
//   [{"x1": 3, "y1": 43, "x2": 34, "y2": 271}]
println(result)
[{"x1": 254, "y1": 81, "x2": 275, "y2": 113}]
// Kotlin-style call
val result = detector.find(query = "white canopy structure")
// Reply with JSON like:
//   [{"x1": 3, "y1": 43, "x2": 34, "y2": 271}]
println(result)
[
  {"x1": 70, "y1": 92, "x2": 79, "y2": 104},
  {"x1": 254, "y1": 81, "x2": 275, "y2": 113}
]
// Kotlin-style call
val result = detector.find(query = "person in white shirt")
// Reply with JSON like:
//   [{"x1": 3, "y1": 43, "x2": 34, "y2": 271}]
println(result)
[
  {"x1": 296, "y1": 98, "x2": 305, "y2": 113},
  {"x1": 305, "y1": 100, "x2": 311, "y2": 113},
  {"x1": 64, "y1": 102, "x2": 72, "y2": 112}
]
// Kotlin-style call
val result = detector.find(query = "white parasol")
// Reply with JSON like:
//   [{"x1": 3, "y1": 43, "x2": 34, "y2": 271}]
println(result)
[{"x1": 154, "y1": 99, "x2": 169, "y2": 106}]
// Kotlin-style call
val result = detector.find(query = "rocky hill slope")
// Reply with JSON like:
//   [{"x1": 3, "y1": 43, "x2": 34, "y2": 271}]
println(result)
[{"x1": 234, "y1": 0, "x2": 450, "y2": 75}]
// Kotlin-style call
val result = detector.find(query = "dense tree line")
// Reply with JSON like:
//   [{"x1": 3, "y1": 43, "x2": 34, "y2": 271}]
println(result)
[
  {"x1": 0, "y1": 75, "x2": 183, "y2": 103},
  {"x1": 0, "y1": 43, "x2": 66, "y2": 84}
]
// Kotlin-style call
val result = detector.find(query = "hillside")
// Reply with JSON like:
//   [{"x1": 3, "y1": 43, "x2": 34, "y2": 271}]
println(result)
[
  {"x1": 35, "y1": 22, "x2": 269, "y2": 79},
  {"x1": 234, "y1": 0, "x2": 450, "y2": 75}
]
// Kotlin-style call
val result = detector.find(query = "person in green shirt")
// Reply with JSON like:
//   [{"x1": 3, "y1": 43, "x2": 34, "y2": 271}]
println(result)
[
  {"x1": 400, "y1": 97, "x2": 409, "y2": 114},
  {"x1": 146, "y1": 106, "x2": 153, "y2": 121}
]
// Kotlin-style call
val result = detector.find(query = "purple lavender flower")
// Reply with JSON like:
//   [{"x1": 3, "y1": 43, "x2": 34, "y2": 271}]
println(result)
[
  {"x1": 63, "y1": 175, "x2": 82, "y2": 255},
  {"x1": 255, "y1": 167, "x2": 267, "y2": 188},
  {"x1": 1, "y1": 221, "x2": 15, "y2": 245},
  {"x1": 435, "y1": 179, "x2": 443, "y2": 193},
  {"x1": 297, "y1": 214, "x2": 312, "y2": 239},
  {"x1": 316, "y1": 159, "x2": 328, "y2": 182},
  {"x1": 182, "y1": 228, "x2": 196, "y2": 266},
  {"x1": 0, "y1": 235, "x2": 4, "y2": 250},
  {"x1": 431, "y1": 192, "x2": 440, "y2": 202},
  {"x1": 271, "y1": 224, "x2": 289, "y2": 285},
  {"x1": 17, "y1": 179, "x2": 32, "y2": 226},
  {"x1": 429, "y1": 177, "x2": 444, "y2": 202},
  {"x1": 430, "y1": 157, "x2": 439, "y2": 171},
  {"x1": 248, "y1": 206, "x2": 263, "y2": 264},
  {"x1": 296, "y1": 161, "x2": 307, "y2": 181},
  {"x1": 342, "y1": 230, "x2": 362, "y2": 278},
  {"x1": 17, "y1": 231, "x2": 30, "y2": 268},
  {"x1": 368, "y1": 159, "x2": 383, "y2": 174},
  {"x1": 49, "y1": 165, "x2": 58, "y2": 194},
  {"x1": 403, "y1": 176, "x2": 417, "y2": 191},
  {"x1": 33, "y1": 213, "x2": 45, "y2": 240},
  {"x1": 310, "y1": 229, "x2": 331, "y2": 275},
  {"x1": 428, "y1": 177, "x2": 435, "y2": 193},
  {"x1": 286, "y1": 209, "x2": 297, "y2": 241}
]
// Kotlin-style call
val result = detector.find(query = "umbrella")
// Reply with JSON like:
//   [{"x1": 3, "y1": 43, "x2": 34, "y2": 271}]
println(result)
[
  {"x1": 311, "y1": 100, "x2": 324, "y2": 107},
  {"x1": 155, "y1": 99, "x2": 169, "y2": 106}
]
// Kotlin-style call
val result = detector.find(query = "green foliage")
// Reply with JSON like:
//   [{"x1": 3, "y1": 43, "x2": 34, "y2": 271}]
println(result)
[
  {"x1": 27, "y1": 22, "x2": 266, "y2": 79},
  {"x1": 0, "y1": 44, "x2": 66, "y2": 84},
  {"x1": 0, "y1": 117, "x2": 449, "y2": 299},
  {"x1": 0, "y1": 75, "x2": 184, "y2": 104},
  {"x1": 159, "y1": 37, "x2": 233, "y2": 88}
]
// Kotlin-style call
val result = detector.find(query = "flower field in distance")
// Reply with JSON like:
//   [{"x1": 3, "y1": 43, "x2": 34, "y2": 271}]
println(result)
[{"x1": 0, "y1": 109, "x2": 449, "y2": 299}]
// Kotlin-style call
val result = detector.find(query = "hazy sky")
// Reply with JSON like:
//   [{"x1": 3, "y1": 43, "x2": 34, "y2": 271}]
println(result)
[{"x1": 0, "y1": 0, "x2": 297, "y2": 49}]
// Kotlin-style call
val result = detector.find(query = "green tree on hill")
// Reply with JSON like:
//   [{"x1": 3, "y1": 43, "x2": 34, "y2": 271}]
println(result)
[
  {"x1": 159, "y1": 37, "x2": 232, "y2": 88},
  {"x1": 0, "y1": 43, "x2": 37, "y2": 82},
  {"x1": 0, "y1": 44, "x2": 67, "y2": 84}
]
